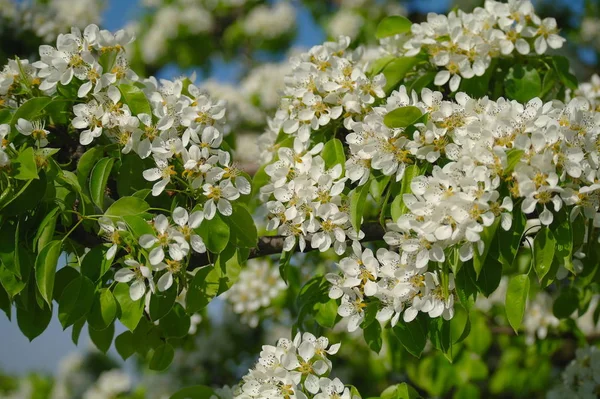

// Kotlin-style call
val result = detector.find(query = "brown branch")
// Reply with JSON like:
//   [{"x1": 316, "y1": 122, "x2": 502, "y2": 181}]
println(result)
[
  {"x1": 186, "y1": 221, "x2": 386, "y2": 270},
  {"x1": 71, "y1": 221, "x2": 387, "y2": 270}
]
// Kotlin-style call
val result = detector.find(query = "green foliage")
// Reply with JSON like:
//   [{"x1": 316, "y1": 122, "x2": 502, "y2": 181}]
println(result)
[
  {"x1": 383, "y1": 106, "x2": 423, "y2": 128},
  {"x1": 376, "y1": 16, "x2": 412, "y2": 39},
  {"x1": 113, "y1": 282, "x2": 145, "y2": 331},
  {"x1": 505, "y1": 274, "x2": 530, "y2": 332}
]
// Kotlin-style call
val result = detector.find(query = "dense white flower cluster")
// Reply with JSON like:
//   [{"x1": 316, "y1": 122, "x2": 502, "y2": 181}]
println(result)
[
  {"x1": 232, "y1": 332, "x2": 354, "y2": 399},
  {"x1": 547, "y1": 346, "x2": 600, "y2": 399},
  {"x1": 328, "y1": 242, "x2": 455, "y2": 331},
  {"x1": 382, "y1": 0, "x2": 566, "y2": 91},
  {"x1": 2, "y1": 24, "x2": 249, "y2": 302},
  {"x1": 0, "y1": 0, "x2": 103, "y2": 43},
  {"x1": 242, "y1": 2, "x2": 296, "y2": 40},
  {"x1": 258, "y1": 36, "x2": 386, "y2": 253},
  {"x1": 222, "y1": 259, "x2": 287, "y2": 327}
]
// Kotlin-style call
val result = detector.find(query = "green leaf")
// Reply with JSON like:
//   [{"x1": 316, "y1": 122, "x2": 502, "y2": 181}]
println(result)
[
  {"x1": 33, "y1": 207, "x2": 60, "y2": 253},
  {"x1": 504, "y1": 149, "x2": 524, "y2": 175},
  {"x1": 113, "y1": 282, "x2": 145, "y2": 331},
  {"x1": 533, "y1": 227, "x2": 556, "y2": 281},
  {"x1": 471, "y1": 258, "x2": 503, "y2": 297},
  {"x1": 553, "y1": 287, "x2": 578, "y2": 319},
  {"x1": 115, "y1": 331, "x2": 135, "y2": 360},
  {"x1": 122, "y1": 215, "x2": 154, "y2": 237},
  {"x1": 89, "y1": 157, "x2": 115, "y2": 211},
  {"x1": 197, "y1": 213, "x2": 230, "y2": 254},
  {"x1": 10, "y1": 97, "x2": 52, "y2": 134},
  {"x1": 0, "y1": 283, "x2": 10, "y2": 320},
  {"x1": 552, "y1": 56, "x2": 578, "y2": 91},
  {"x1": 384, "y1": 106, "x2": 423, "y2": 128},
  {"x1": 89, "y1": 322, "x2": 114, "y2": 353},
  {"x1": 381, "y1": 383, "x2": 421, "y2": 399},
  {"x1": 104, "y1": 196, "x2": 150, "y2": 217},
  {"x1": 473, "y1": 218, "x2": 500, "y2": 277},
  {"x1": 71, "y1": 319, "x2": 86, "y2": 345},
  {"x1": 0, "y1": 109, "x2": 11, "y2": 124},
  {"x1": 160, "y1": 303, "x2": 191, "y2": 338},
  {"x1": 454, "y1": 267, "x2": 477, "y2": 311},
  {"x1": 505, "y1": 274, "x2": 530, "y2": 332},
  {"x1": 350, "y1": 183, "x2": 370, "y2": 232},
  {"x1": 186, "y1": 246, "x2": 241, "y2": 313},
  {"x1": 392, "y1": 316, "x2": 428, "y2": 358},
  {"x1": 77, "y1": 146, "x2": 105, "y2": 189},
  {"x1": 553, "y1": 209, "x2": 574, "y2": 273},
  {"x1": 35, "y1": 240, "x2": 62, "y2": 305},
  {"x1": 170, "y1": 386, "x2": 216, "y2": 399},
  {"x1": 88, "y1": 289, "x2": 118, "y2": 330},
  {"x1": 1, "y1": 170, "x2": 46, "y2": 215},
  {"x1": 81, "y1": 246, "x2": 112, "y2": 283},
  {"x1": 314, "y1": 298, "x2": 339, "y2": 329},
  {"x1": 364, "y1": 320, "x2": 383, "y2": 353},
  {"x1": 227, "y1": 204, "x2": 258, "y2": 248},
  {"x1": 186, "y1": 266, "x2": 224, "y2": 313},
  {"x1": 58, "y1": 276, "x2": 95, "y2": 329},
  {"x1": 321, "y1": 138, "x2": 346, "y2": 174},
  {"x1": 390, "y1": 165, "x2": 420, "y2": 222},
  {"x1": 16, "y1": 296, "x2": 52, "y2": 341},
  {"x1": 0, "y1": 267, "x2": 26, "y2": 298},
  {"x1": 116, "y1": 154, "x2": 153, "y2": 197},
  {"x1": 149, "y1": 284, "x2": 177, "y2": 321},
  {"x1": 497, "y1": 209, "x2": 526, "y2": 269},
  {"x1": 382, "y1": 57, "x2": 422, "y2": 93},
  {"x1": 52, "y1": 266, "x2": 79, "y2": 302},
  {"x1": 504, "y1": 65, "x2": 541, "y2": 102},
  {"x1": 12, "y1": 147, "x2": 38, "y2": 180},
  {"x1": 376, "y1": 16, "x2": 412, "y2": 39},
  {"x1": 368, "y1": 55, "x2": 396, "y2": 76},
  {"x1": 0, "y1": 220, "x2": 18, "y2": 276},
  {"x1": 118, "y1": 84, "x2": 152, "y2": 115},
  {"x1": 370, "y1": 174, "x2": 391, "y2": 203},
  {"x1": 149, "y1": 342, "x2": 175, "y2": 371}
]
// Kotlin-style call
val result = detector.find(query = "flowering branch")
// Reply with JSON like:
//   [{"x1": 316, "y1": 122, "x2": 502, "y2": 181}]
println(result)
[{"x1": 187, "y1": 221, "x2": 386, "y2": 269}]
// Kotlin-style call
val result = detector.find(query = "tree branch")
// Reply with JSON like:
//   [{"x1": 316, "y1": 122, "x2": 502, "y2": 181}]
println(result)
[
  {"x1": 186, "y1": 222, "x2": 386, "y2": 270},
  {"x1": 72, "y1": 221, "x2": 387, "y2": 270}
]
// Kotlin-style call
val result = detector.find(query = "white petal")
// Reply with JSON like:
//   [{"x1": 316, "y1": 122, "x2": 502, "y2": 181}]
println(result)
[{"x1": 157, "y1": 272, "x2": 173, "y2": 292}]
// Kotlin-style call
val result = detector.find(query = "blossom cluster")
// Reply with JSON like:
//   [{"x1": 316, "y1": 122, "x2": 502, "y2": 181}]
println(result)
[
  {"x1": 547, "y1": 346, "x2": 600, "y2": 399},
  {"x1": 109, "y1": 207, "x2": 207, "y2": 299},
  {"x1": 382, "y1": 0, "x2": 566, "y2": 91},
  {"x1": 328, "y1": 242, "x2": 455, "y2": 331},
  {"x1": 222, "y1": 259, "x2": 287, "y2": 327},
  {"x1": 258, "y1": 36, "x2": 386, "y2": 253},
  {"x1": 231, "y1": 332, "x2": 353, "y2": 399},
  {"x1": 353, "y1": 84, "x2": 600, "y2": 255},
  {"x1": 0, "y1": 24, "x2": 250, "y2": 303}
]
